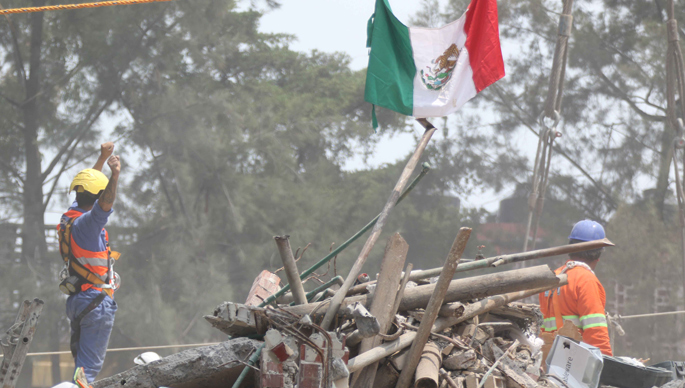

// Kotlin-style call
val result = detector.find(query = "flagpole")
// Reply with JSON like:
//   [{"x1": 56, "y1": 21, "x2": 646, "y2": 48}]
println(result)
[{"x1": 319, "y1": 118, "x2": 438, "y2": 330}]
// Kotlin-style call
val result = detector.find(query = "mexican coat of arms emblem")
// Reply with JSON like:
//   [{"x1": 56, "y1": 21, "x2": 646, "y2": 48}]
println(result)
[{"x1": 420, "y1": 43, "x2": 460, "y2": 91}]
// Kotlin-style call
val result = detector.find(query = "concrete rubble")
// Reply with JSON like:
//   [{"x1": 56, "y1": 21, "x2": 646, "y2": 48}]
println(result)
[{"x1": 89, "y1": 233, "x2": 628, "y2": 388}]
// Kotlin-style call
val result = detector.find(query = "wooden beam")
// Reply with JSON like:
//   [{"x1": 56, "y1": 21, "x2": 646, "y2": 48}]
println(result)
[
  {"x1": 396, "y1": 227, "x2": 471, "y2": 388},
  {"x1": 352, "y1": 233, "x2": 409, "y2": 388}
]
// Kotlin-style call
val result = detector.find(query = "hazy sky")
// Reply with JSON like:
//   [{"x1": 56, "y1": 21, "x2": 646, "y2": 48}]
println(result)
[{"x1": 259, "y1": 0, "x2": 423, "y2": 71}]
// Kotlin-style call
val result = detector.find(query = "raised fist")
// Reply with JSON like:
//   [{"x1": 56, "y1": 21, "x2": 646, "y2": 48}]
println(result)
[
  {"x1": 107, "y1": 155, "x2": 121, "y2": 174},
  {"x1": 100, "y1": 142, "x2": 115, "y2": 158}
]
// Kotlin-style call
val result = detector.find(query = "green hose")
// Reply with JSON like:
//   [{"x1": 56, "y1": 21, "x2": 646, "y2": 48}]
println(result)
[{"x1": 231, "y1": 343, "x2": 264, "y2": 388}]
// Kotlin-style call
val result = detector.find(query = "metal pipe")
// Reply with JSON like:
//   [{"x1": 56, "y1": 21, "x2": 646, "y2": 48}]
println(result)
[
  {"x1": 414, "y1": 342, "x2": 442, "y2": 388},
  {"x1": 274, "y1": 235, "x2": 308, "y2": 305},
  {"x1": 408, "y1": 238, "x2": 614, "y2": 281},
  {"x1": 258, "y1": 163, "x2": 431, "y2": 308}
]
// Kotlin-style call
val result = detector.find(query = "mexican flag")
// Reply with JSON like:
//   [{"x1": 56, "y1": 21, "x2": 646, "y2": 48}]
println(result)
[{"x1": 365, "y1": 0, "x2": 505, "y2": 128}]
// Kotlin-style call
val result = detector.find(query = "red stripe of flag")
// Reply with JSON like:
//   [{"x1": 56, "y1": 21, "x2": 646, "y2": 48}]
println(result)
[{"x1": 463, "y1": 0, "x2": 505, "y2": 92}]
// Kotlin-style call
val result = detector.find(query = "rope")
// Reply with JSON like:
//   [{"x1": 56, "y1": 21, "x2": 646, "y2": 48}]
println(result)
[
  {"x1": 665, "y1": 0, "x2": 685, "y2": 313},
  {"x1": 619, "y1": 310, "x2": 685, "y2": 320},
  {"x1": 522, "y1": 0, "x2": 573, "y2": 252},
  {"x1": 0, "y1": 0, "x2": 174, "y2": 15},
  {"x1": 0, "y1": 342, "x2": 220, "y2": 358}
]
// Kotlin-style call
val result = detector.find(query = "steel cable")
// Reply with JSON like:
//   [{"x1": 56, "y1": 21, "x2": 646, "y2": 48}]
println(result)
[
  {"x1": 523, "y1": 0, "x2": 573, "y2": 251},
  {"x1": 665, "y1": 0, "x2": 685, "y2": 301}
]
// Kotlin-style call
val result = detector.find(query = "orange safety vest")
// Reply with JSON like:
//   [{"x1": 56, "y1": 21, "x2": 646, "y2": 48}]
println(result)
[
  {"x1": 538, "y1": 261, "x2": 612, "y2": 356},
  {"x1": 58, "y1": 209, "x2": 120, "y2": 297}
]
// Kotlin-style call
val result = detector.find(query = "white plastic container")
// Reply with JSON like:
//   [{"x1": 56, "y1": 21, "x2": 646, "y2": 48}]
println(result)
[{"x1": 545, "y1": 335, "x2": 604, "y2": 388}]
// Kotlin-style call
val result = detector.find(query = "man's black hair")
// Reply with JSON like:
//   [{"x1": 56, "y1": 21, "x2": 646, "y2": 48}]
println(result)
[
  {"x1": 76, "y1": 190, "x2": 102, "y2": 208},
  {"x1": 569, "y1": 238, "x2": 604, "y2": 262}
]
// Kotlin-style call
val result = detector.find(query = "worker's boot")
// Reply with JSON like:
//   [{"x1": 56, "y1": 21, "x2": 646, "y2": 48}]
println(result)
[{"x1": 73, "y1": 367, "x2": 92, "y2": 388}]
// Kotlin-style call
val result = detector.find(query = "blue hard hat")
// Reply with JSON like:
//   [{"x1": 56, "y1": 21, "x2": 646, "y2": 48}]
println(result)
[{"x1": 568, "y1": 220, "x2": 605, "y2": 241}]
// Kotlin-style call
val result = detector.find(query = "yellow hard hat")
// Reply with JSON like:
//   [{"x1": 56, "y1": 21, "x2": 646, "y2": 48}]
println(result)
[{"x1": 70, "y1": 169, "x2": 108, "y2": 195}]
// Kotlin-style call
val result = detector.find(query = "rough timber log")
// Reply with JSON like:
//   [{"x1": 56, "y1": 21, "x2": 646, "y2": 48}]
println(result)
[{"x1": 352, "y1": 233, "x2": 409, "y2": 388}]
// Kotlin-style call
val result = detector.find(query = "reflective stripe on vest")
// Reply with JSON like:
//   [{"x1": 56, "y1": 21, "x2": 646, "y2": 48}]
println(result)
[
  {"x1": 542, "y1": 315, "x2": 580, "y2": 332},
  {"x1": 69, "y1": 227, "x2": 109, "y2": 278},
  {"x1": 580, "y1": 313, "x2": 608, "y2": 329},
  {"x1": 76, "y1": 257, "x2": 110, "y2": 268}
]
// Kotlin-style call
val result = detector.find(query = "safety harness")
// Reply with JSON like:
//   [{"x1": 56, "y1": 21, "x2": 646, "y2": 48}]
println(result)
[{"x1": 58, "y1": 216, "x2": 120, "y2": 298}]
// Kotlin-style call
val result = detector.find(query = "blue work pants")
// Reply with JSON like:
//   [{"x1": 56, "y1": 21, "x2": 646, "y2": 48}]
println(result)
[{"x1": 66, "y1": 289, "x2": 117, "y2": 383}]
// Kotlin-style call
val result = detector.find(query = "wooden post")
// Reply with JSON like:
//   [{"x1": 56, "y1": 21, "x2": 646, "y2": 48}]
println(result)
[
  {"x1": 352, "y1": 233, "x2": 409, "y2": 388},
  {"x1": 274, "y1": 235, "x2": 308, "y2": 305},
  {"x1": 320, "y1": 119, "x2": 437, "y2": 329},
  {"x1": 396, "y1": 227, "x2": 471, "y2": 388}
]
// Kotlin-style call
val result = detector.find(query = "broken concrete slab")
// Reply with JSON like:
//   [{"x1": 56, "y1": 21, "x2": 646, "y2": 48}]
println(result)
[
  {"x1": 443, "y1": 349, "x2": 477, "y2": 371},
  {"x1": 93, "y1": 338, "x2": 262, "y2": 388},
  {"x1": 204, "y1": 302, "x2": 265, "y2": 337}
]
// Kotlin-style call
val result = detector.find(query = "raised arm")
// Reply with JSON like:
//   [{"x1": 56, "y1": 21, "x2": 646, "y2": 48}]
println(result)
[
  {"x1": 98, "y1": 155, "x2": 120, "y2": 212},
  {"x1": 93, "y1": 142, "x2": 115, "y2": 171}
]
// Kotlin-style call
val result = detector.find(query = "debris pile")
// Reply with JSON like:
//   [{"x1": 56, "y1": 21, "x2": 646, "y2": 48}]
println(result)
[
  {"x1": 92, "y1": 230, "x2": 616, "y2": 388},
  {"x1": 200, "y1": 262, "x2": 557, "y2": 388}
]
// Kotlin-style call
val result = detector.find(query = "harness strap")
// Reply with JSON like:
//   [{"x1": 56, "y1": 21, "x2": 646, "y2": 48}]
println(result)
[
  {"x1": 69, "y1": 261, "x2": 113, "y2": 297},
  {"x1": 70, "y1": 291, "x2": 107, "y2": 359},
  {"x1": 59, "y1": 215, "x2": 115, "y2": 297}
]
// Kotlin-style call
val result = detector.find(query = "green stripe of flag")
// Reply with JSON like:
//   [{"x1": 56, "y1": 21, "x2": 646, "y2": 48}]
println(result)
[{"x1": 365, "y1": 0, "x2": 415, "y2": 121}]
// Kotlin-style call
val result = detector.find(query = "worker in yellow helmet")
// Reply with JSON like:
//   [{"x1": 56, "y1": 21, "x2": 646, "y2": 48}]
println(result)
[{"x1": 57, "y1": 142, "x2": 121, "y2": 386}]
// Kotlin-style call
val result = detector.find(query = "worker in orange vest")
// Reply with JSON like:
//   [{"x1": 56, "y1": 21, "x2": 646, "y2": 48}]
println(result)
[
  {"x1": 539, "y1": 220, "x2": 612, "y2": 355},
  {"x1": 58, "y1": 142, "x2": 121, "y2": 386}
]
